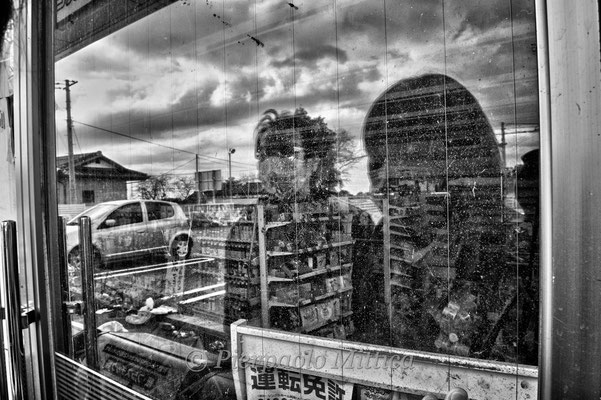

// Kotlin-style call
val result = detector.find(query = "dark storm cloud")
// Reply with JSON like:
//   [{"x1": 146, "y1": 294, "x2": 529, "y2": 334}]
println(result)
[
  {"x1": 270, "y1": 44, "x2": 348, "y2": 69},
  {"x1": 339, "y1": 0, "x2": 444, "y2": 42},
  {"x1": 387, "y1": 49, "x2": 412, "y2": 65},
  {"x1": 69, "y1": 114, "x2": 259, "y2": 176},
  {"x1": 57, "y1": 0, "x2": 540, "y2": 187},
  {"x1": 110, "y1": 0, "x2": 256, "y2": 59},
  {"x1": 334, "y1": 64, "x2": 383, "y2": 104},
  {"x1": 87, "y1": 99, "x2": 235, "y2": 143},
  {"x1": 88, "y1": 82, "x2": 350, "y2": 144},
  {"x1": 450, "y1": 0, "x2": 535, "y2": 40},
  {"x1": 335, "y1": 0, "x2": 535, "y2": 50},
  {"x1": 104, "y1": 83, "x2": 140, "y2": 105},
  {"x1": 71, "y1": 48, "x2": 134, "y2": 79},
  {"x1": 77, "y1": 69, "x2": 269, "y2": 151}
]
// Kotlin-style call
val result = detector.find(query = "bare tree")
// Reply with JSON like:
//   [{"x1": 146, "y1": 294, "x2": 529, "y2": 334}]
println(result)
[
  {"x1": 172, "y1": 176, "x2": 196, "y2": 201},
  {"x1": 336, "y1": 128, "x2": 365, "y2": 184},
  {"x1": 138, "y1": 175, "x2": 171, "y2": 200}
]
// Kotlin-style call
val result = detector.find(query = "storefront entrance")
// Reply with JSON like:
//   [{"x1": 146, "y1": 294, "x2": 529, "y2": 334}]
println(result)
[{"x1": 7, "y1": 0, "x2": 550, "y2": 398}]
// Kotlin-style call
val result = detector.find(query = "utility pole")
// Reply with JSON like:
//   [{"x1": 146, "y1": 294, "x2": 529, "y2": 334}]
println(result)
[
  {"x1": 57, "y1": 79, "x2": 78, "y2": 204},
  {"x1": 228, "y1": 148, "x2": 235, "y2": 199},
  {"x1": 195, "y1": 154, "x2": 200, "y2": 205},
  {"x1": 500, "y1": 122, "x2": 507, "y2": 167},
  {"x1": 499, "y1": 122, "x2": 507, "y2": 224}
]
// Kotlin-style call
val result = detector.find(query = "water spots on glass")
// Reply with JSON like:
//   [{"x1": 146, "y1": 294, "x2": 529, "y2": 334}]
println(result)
[{"x1": 54, "y1": 0, "x2": 540, "y2": 398}]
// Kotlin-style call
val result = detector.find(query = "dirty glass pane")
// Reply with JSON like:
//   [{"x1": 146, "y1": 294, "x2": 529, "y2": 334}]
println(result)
[{"x1": 54, "y1": 0, "x2": 539, "y2": 399}]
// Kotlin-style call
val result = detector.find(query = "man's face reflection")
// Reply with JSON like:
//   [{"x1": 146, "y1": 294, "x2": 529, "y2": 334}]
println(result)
[{"x1": 258, "y1": 148, "x2": 318, "y2": 199}]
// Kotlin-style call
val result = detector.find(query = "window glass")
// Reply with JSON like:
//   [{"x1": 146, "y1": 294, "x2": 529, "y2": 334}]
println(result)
[
  {"x1": 67, "y1": 203, "x2": 115, "y2": 225},
  {"x1": 82, "y1": 190, "x2": 95, "y2": 203},
  {"x1": 55, "y1": 0, "x2": 540, "y2": 398},
  {"x1": 146, "y1": 201, "x2": 175, "y2": 221},
  {"x1": 102, "y1": 203, "x2": 143, "y2": 228}
]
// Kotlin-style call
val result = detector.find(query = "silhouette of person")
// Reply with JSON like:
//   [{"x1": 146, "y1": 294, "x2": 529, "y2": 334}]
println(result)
[{"x1": 358, "y1": 73, "x2": 536, "y2": 363}]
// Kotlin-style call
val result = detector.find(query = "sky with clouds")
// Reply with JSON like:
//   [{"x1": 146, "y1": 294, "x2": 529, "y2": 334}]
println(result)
[{"x1": 55, "y1": 0, "x2": 539, "y2": 194}]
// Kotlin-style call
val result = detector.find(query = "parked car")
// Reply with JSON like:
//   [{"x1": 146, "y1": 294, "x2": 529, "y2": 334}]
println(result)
[{"x1": 66, "y1": 200, "x2": 193, "y2": 269}]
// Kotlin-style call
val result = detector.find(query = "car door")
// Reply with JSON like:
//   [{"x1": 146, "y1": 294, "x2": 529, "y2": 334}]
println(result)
[
  {"x1": 143, "y1": 201, "x2": 174, "y2": 253},
  {"x1": 96, "y1": 201, "x2": 146, "y2": 264}
]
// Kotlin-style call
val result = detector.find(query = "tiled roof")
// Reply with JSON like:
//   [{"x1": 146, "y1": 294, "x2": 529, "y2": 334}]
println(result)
[{"x1": 56, "y1": 151, "x2": 148, "y2": 181}]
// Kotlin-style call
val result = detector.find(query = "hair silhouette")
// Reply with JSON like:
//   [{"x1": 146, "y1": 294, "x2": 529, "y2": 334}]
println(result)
[{"x1": 362, "y1": 74, "x2": 501, "y2": 193}]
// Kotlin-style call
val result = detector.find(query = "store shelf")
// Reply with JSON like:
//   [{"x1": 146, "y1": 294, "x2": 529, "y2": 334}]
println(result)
[
  {"x1": 267, "y1": 241, "x2": 354, "y2": 257},
  {"x1": 160, "y1": 282, "x2": 226, "y2": 301},
  {"x1": 390, "y1": 281, "x2": 412, "y2": 290},
  {"x1": 267, "y1": 264, "x2": 352, "y2": 283},
  {"x1": 196, "y1": 236, "x2": 255, "y2": 244},
  {"x1": 225, "y1": 294, "x2": 261, "y2": 306},
  {"x1": 269, "y1": 287, "x2": 353, "y2": 308},
  {"x1": 225, "y1": 274, "x2": 260, "y2": 285},
  {"x1": 196, "y1": 253, "x2": 249, "y2": 262},
  {"x1": 390, "y1": 270, "x2": 412, "y2": 278},
  {"x1": 300, "y1": 311, "x2": 353, "y2": 333},
  {"x1": 296, "y1": 215, "x2": 342, "y2": 222},
  {"x1": 267, "y1": 276, "x2": 295, "y2": 283},
  {"x1": 390, "y1": 255, "x2": 412, "y2": 263},
  {"x1": 178, "y1": 289, "x2": 226, "y2": 305},
  {"x1": 166, "y1": 313, "x2": 228, "y2": 336},
  {"x1": 265, "y1": 221, "x2": 293, "y2": 230},
  {"x1": 264, "y1": 215, "x2": 342, "y2": 231},
  {"x1": 200, "y1": 219, "x2": 255, "y2": 225},
  {"x1": 389, "y1": 230, "x2": 412, "y2": 238},
  {"x1": 260, "y1": 200, "x2": 355, "y2": 333}
]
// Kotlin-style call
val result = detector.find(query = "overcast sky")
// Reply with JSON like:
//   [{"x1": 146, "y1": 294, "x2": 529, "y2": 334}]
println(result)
[{"x1": 55, "y1": 0, "x2": 539, "y2": 194}]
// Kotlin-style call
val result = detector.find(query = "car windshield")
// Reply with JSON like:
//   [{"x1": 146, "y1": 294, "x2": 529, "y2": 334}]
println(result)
[{"x1": 66, "y1": 204, "x2": 118, "y2": 226}]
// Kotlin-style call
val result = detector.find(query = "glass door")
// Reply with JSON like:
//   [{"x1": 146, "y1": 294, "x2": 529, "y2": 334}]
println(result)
[{"x1": 52, "y1": 1, "x2": 541, "y2": 399}]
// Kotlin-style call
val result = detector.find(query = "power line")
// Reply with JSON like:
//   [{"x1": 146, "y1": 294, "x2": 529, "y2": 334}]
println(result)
[
  {"x1": 72, "y1": 120, "x2": 256, "y2": 168},
  {"x1": 157, "y1": 157, "x2": 197, "y2": 177},
  {"x1": 72, "y1": 125, "x2": 83, "y2": 154}
]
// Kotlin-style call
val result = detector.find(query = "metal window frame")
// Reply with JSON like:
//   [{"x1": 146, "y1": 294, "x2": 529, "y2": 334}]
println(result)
[
  {"x1": 9, "y1": 0, "x2": 601, "y2": 398},
  {"x1": 534, "y1": 0, "x2": 553, "y2": 398},
  {"x1": 536, "y1": 0, "x2": 601, "y2": 398},
  {"x1": 12, "y1": 0, "x2": 58, "y2": 399}
]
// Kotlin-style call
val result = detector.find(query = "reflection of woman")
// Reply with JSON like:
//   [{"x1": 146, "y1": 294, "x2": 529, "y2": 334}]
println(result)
[
  {"x1": 359, "y1": 74, "x2": 537, "y2": 363},
  {"x1": 349, "y1": 206, "x2": 390, "y2": 344}
]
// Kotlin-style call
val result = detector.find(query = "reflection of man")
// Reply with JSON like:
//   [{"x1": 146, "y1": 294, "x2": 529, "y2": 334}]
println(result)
[
  {"x1": 255, "y1": 107, "x2": 339, "y2": 202},
  {"x1": 254, "y1": 106, "x2": 354, "y2": 335}
]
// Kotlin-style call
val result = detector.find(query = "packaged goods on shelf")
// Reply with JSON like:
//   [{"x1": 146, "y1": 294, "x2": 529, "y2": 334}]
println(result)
[{"x1": 264, "y1": 198, "x2": 355, "y2": 340}]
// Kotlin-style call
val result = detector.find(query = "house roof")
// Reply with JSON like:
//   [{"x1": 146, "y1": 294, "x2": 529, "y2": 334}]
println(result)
[{"x1": 56, "y1": 151, "x2": 149, "y2": 181}]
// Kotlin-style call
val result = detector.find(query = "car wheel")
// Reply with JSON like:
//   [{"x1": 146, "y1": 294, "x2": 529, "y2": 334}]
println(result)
[{"x1": 171, "y1": 235, "x2": 192, "y2": 260}]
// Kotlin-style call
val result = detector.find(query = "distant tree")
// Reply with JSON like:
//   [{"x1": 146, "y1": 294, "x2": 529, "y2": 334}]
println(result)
[
  {"x1": 172, "y1": 176, "x2": 196, "y2": 201},
  {"x1": 335, "y1": 128, "x2": 365, "y2": 184},
  {"x1": 138, "y1": 175, "x2": 170, "y2": 199},
  {"x1": 222, "y1": 177, "x2": 262, "y2": 197},
  {"x1": 238, "y1": 173, "x2": 258, "y2": 184}
]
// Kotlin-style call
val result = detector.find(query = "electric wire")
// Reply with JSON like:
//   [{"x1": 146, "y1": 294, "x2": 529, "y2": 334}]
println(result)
[{"x1": 71, "y1": 120, "x2": 255, "y2": 167}]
